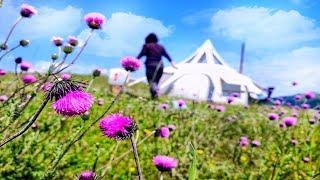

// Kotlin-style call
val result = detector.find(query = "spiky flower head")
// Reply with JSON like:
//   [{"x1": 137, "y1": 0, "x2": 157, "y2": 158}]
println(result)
[
  {"x1": 0, "y1": 69, "x2": 6, "y2": 76},
  {"x1": 99, "y1": 113, "x2": 137, "y2": 140},
  {"x1": 155, "y1": 127, "x2": 170, "y2": 138},
  {"x1": 22, "y1": 74, "x2": 37, "y2": 84},
  {"x1": 173, "y1": 99, "x2": 187, "y2": 109},
  {"x1": 301, "y1": 103, "x2": 310, "y2": 109},
  {"x1": 227, "y1": 96, "x2": 235, "y2": 104},
  {"x1": 251, "y1": 140, "x2": 261, "y2": 147},
  {"x1": 20, "y1": 61, "x2": 32, "y2": 71},
  {"x1": 52, "y1": 36, "x2": 63, "y2": 47},
  {"x1": 84, "y1": 12, "x2": 106, "y2": 29},
  {"x1": 62, "y1": 44, "x2": 74, "y2": 54},
  {"x1": 19, "y1": 39, "x2": 30, "y2": 47},
  {"x1": 274, "y1": 100, "x2": 281, "y2": 106},
  {"x1": 215, "y1": 105, "x2": 225, "y2": 112},
  {"x1": 78, "y1": 170, "x2": 95, "y2": 180},
  {"x1": 52, "y1": 90, "x2": 94, "y2": 116},
  {"x1": 120, "y1": 56, "x2": 141, "y2": 72},
  {"x1": 20, "y1": 4, "x2": 37, "y2": 18},
  {"x1": 283, "y1": 117, "x2": 297, "y2": 127},
  {"x1": 291, "y1": 139, "x2": 298, "y2": 146},
  {"x1": 46, "y1": 80, "x2": 82, "y2": 101},
  {"x1": 295, "y1": 95, "x2": 302, "y2": 101},
  {"x1": 305, "y1": 91, "x2": 316, "y2": 100},
  {"x1": 61, "y1": 73, "x2": 72, "y2": 80},
  {"x1": 68, "y1": 36, "x2": 78, "y2": 46},
  {"x1": 239, "y1": 136, "x2": 249, "y2": 147},
  {"x1": 0, "y1": 95, "x2": 8, "y2": 102},
  {"x1": 153, "y1": 155, "x2": 178, "y2": 172},
  {"x1": 97, "y1": 98, "x2": 104, "y2": 106},
  {"x1": 268, "y1": 113, "x2": 279, "y2": 121},
  {"x1": 159, "y1": 103, "x2": 169, "y2": 110}
]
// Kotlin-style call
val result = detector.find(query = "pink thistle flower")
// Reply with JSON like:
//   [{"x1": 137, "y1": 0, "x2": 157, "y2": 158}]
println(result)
[
  {"x1": 295, "y1": 95, "x2": 302, "y2": 101},
  {"x1": 227, "y1": 96, "x2": 234, "y2": 104},
  {"x1": 303, "y1": 157, "x2": 310, "y2": 163},
  {"x1": 78, "y1": 170, "x2": 95, "y2": 180},
  {"x1": 22, "y1": 74, "x2": 37, "y2": 84},
  {"x1": 207, "y1": 104, "x2": 215, "y2": 109},
  {"x1": 274, "y1": 100, "x2": 282, "y2": 106},
  {"x1": 20, "y1": 4, "x2": 37, "y2": 18},
  {"x1": 84, "y1": 12, "x2": 106, "y2": 29},
  {"x1": 301, "y1": 103, "x2": 310, "y2": 109},
  {"x1": 159, "y1": 103, "x2": 169, "y2": 110},
  {"x1": 292, "y1": 111, "x2": 298, "y2": 117},
  {"x1": 61, "y1": 73, "x2": 72, "y2": 80},
  {"x1": 99, "y1": 113, "x2": 136, "y2": 140},
  {"x1": 52, "y1": 36, "x2": 63, "y2": 47},
  {"x1": 279, "y1": 122, "x2": 286, "y2": 129},
  {"x1": 251, "y1": 140, "x2": 261, "y2": 147},
  {"x1": 156, "y1": 127, "x2": 170, "y2": 138},
  {"x1": 97, "y1": 98, "x2": 104, "y2": 106},
  {"x1": 167, "y1": 124, "x2": 176, "y2": 131},
  {"x1": 120, "y1": 56, "x2": 141, "y2": 72},
  {"x1": 239, "y1": 136, "x2": 249, "y2": 147},
  {"x1": 68, "y1": 36, "x2": 78, "y2": 46},
  {"x1": 283, "y1": 117, "x2": 297, "y2": 127},
  {"x1": 215, "y1": 105, "x2": 225, "y2": 112},
  {"x1": 292, "y1": 81, "x2": 298, "y2": 86},
  {"x1": 20, "y1": 61, "x2": 32, "y2": 71},
  {"x1": 268, "y1": 113, "x2": 279, "y2": 121},
  {"x1": 152, "y1": 155, "x2": 178, "y2": 172},
  {"x1": 173, "y1": 99, "x2": 186, "y2": 109},
  {"x1": 0, "y1": 95, "x2": 8, "y2": 102},
  {"x1": 31, "y1": 123, "x2": 39, "y2": 130},
  {"x1": 305, "y1": 91, "x2": 316, "y2": 100},
  {"x1": 52, "y1": 91, "x2": 94, "y2": 116},
  {"x1": 0, "y1": 69, "x2": 6, "y2": 76},
  {"x1": 291, "y1": 139, "x2": 298, "y2": 146}
]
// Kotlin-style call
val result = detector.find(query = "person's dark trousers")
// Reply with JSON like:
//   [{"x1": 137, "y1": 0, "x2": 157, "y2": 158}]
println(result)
[{"x1": 146, "y1": 64, "x2": 164, "y2": 99}]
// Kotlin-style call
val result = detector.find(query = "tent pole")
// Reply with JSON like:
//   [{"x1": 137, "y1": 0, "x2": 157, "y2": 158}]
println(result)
[{"x1": 239, "y1": 42, "x2": 245, "y2": 74}]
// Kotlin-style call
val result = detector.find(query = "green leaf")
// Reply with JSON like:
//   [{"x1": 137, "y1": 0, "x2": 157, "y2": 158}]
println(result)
[{"x1": 188, "y1": 143, "x2": 197, "y2": 180}]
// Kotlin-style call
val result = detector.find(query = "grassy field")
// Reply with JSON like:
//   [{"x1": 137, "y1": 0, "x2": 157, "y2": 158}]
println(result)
[{"x1": 0, "y1": 74, "x2": 319, "y2": 179}]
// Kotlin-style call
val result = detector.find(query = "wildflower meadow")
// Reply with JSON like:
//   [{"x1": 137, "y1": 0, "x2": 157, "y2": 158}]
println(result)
[{"x1": 0, "y1": 3, "x2": 320, "y2": 180}]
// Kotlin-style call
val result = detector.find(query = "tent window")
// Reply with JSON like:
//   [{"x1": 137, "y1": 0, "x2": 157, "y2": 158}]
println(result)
[
  {"x1": 198, "y1": 54, "x2": 207, "y2": 63},
  {"x1": 221, "y1": 81, "x2": 241, "y2": 97},
  {"x1": 213, "y1": 54, "x2": 222, "y2": 65}
]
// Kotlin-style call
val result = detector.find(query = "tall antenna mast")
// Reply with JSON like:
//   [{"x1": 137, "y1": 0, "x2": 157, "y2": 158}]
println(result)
[{"x1": 239, "y1": 42, "x2": 245, "y2": 74}]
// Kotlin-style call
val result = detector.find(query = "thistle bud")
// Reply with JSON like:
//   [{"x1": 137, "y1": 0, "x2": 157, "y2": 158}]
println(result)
[
  {"x1": 0, "y1": 43, "x2": 8, "y2": 50},
  {"x1": 92, "y1": 69, "x2": 101, "y2": 77},
  {"x1": 19, "y1": 39, "x2": 30, "y2": 47},
  {"x1": 51, "y1": 53, "x2": 59, "y2": 61},
  {"x1": 15, "y1": 57, "x2": 23, "y2": 64},
  {"x1": 81, "y1": 111, "x2": 90, "y2": 121},
  {"x1": 62, "y1": 44, "x2": 74, "y2": 54}
]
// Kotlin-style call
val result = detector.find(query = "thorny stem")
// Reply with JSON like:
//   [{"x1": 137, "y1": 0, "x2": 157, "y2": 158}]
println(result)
[
  {"x1": 1, "y1": 17, "x2": 23, "y2": 52},
  {"x1": 130, "y1": 136, "x2": 143, "y2": 180},
  {"x1": 0, "y1": 44, "x2": 21, "y2": 61},
  {"x1": 0, "y1": 98, "x2": 49, "y2": 148}
]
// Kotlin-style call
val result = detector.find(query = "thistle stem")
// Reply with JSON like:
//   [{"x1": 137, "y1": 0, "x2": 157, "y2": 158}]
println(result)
[
  {"x1": 0, "y1": 44, "x2": 21, "y2": 61},
  {"x1": 0, "y1": 98, "x2": 49, "y2": 148},
  {"x1": 1, "y1": 17, "x2": 23, "y2": 49},
  {"x1": 130, "y1": 136, "x2": 143, "y2": 180}
]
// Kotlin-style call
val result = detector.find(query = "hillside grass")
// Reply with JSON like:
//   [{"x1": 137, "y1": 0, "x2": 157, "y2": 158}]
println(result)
[{"x1": 0, "y1": 74, "x2": 319, "y2": 179}]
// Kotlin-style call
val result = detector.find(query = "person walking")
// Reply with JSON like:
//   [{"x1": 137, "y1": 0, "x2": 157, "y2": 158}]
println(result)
[{"x1": 137, "y1": 33, "x2": 177, "y2": 99}]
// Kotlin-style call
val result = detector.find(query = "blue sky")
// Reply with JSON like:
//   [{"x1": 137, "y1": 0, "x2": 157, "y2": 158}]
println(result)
[{"x1": 0, "y1": 0, "x2": 320, "y2": 96}]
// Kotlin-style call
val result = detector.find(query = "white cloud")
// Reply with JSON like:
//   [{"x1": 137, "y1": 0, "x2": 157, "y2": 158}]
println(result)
[
  {"x1": 246, "y1": 46, "x2": 320, "y2": 96},
  {"x1": 0, "y1": 2, "x2": 82, "y2": 43},
  {"x1": 211, "y1": 7, "x2": 320, "y2": 51},
  {"x1": 33, "y1": 61, "x2": 107, "y2": 74},
  {"x1": 78, "y1": 12, "x2": 173, "y2": 57}
]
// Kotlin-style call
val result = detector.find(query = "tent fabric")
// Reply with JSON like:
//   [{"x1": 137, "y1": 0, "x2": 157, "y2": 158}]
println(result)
[{"x1": 129, "y1": 39, "x2": 265, "y2": 105}]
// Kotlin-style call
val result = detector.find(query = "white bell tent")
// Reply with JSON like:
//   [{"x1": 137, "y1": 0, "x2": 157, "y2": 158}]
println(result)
[{"x1": 129, "y1": 39, "x2": 265, "y2": 105}]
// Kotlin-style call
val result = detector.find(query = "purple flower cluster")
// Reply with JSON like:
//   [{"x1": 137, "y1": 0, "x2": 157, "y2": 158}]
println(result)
[
  {"x1": 120, "y1": 56, "x2": 142, "y2": 72},
  {"x1": 78, "y1": 170, "x2": 95, "y2": 180},
  {"x1": 152, "y1": 155, "x2": 178, "y2": 172},
  {"x1": 305, "y1": 91, "x2": 316, "y2": 100},
  {"x1": 0, "y1": 69, "x2": 6, "y2": 76},
  {"x1": 20, "y1": 61, "x2": 32, "y2": 71},
  {"x1": 156, "y1": 127, "x2": 170, "y2": 138},
  {"x1": 52, "y1": 91, "x2": 94, "y2": 116},
  {"x1": 215, "y1": 105, "x2": 225, "y2": 112},
  {"x1": 0, "y1": 95, "x2": 8, "y2": 102},
  {"x1": 268, "y1": 113, "x2": 279, "y2": 121},
  {"x1": 52, "y1": 36, "x2": 63, "y2": 47},
  {"x1": 283, "y1": 117, "x2": 297, "y2": 127},
  {"x1": 99, "y1": 113, "x2": 136, "y2": 140}
]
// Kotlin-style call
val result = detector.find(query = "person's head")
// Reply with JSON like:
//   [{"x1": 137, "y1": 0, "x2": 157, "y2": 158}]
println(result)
[{"x1": 145, "y1": 33, "x2": 158, "y2": 44}]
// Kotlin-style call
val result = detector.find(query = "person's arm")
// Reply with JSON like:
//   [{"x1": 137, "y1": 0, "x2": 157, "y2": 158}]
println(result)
[
  {"x1": 137, "y1": 45, "x2": 147, "y2": 59},
  {"x1": 162, "y1": 47, "x2": 178, "y2": 69}
]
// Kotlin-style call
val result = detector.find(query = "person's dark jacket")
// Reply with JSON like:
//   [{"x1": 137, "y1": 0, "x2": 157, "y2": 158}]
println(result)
[{"x1": 137, "y1": 43, "x2": 172, "y2": 66}]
